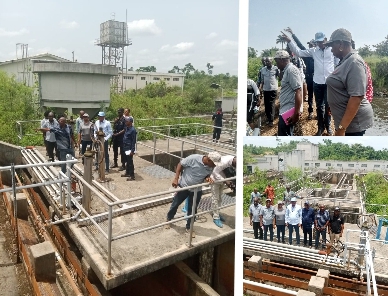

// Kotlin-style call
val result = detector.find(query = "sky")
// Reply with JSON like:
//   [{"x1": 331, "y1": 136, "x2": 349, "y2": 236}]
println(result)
[
  {"x1": 243, "y1": 136, "x2": 388, "y2": 151},
  {"x1": 249, "y1": 0, "x2": 388, "y2": 55},
  {"x1": 0, "y1": 0, "x2": 239, "y2": 75}
]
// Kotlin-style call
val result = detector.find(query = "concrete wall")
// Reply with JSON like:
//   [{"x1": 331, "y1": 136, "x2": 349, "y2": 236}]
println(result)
[
  {"x1": 304, "y1": 160, "x2": 388, "y2": 173},
  {"x1": 120, "y1": 71, "x2": 185, "y2": 91},
  {"x1": 0, "y1": 141, "x2": 22, "y2": 185},
  {"x1": 297, "y1": 142, "x2": 319, "y2": 161},
  {"x1": 279, "y1": 150, "x2": 304, "y2": 172},
  {"x1": 214, "y1": 97, "x2": 237, "y2": 113}
]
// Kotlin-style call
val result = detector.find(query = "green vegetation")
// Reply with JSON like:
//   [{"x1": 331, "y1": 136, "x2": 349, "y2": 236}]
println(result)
[
  {"x1": 356, "y1": 172, "x2": 388, "y2": 215},
  {"x1": 0, "y1": 67, "x2": 237, "y2": 145}
]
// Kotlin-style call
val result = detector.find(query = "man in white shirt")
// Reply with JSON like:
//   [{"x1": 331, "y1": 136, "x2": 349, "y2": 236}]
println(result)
[
  {"x1": 285, "y1": 197, "x2": 302, "y2": 246},
  {"x1": 247, "y1": 79, "x2": 261, "y2": 136},
  {"x1": 210, "y1": 155, "x2": 236, "y2": 228},
  {"x1": 282, "y1": 30, "x2": 339, "y2": 136},
  {"x1": 94, "y1": 111, "x2": 113, "y2": 173}
]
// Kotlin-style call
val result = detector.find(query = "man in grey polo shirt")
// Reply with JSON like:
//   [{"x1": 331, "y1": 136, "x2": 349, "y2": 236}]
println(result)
[
  {"x1": 260, "y1": 199, "x2": 275, "y2": 241},
  {"x1": 259, "y1": 57, "x2": 279, "y2": 127},
  {"x1": 249, "y1": 197, "x2": 263, "y2": 240},
  {"x1": 274, "y1": 50, "x2": 303, "y2": 136},
  {"x1": 166, "y1": 152, "x2": 221, "y2": 237}
]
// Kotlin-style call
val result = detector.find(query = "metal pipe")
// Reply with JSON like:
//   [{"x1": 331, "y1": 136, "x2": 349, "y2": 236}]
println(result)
[
  {"x1": 243, "y1": 279, "x2": 298, "y2": 295},
  {"x1": 187, "y1": 188, "x2": 198, "y2": 247},
  {"x1": 107, "y1": 205, "x2": 113, "y2": 275},
  {"x1": 0, "y1": 158, "x2": 77, "y2": 171},
  {"x1": 152, "y1": 132, "x2": 156, "y2": 164},
  {"x1": 0, "y1": 177, "x2": 70, "y2": 194}
]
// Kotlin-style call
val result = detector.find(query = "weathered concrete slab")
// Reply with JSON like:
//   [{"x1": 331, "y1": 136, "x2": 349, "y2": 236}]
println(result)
[
  {"x1": 316, "y1": 269, "x2": 330, "y2": 286},
  {"x1": 308, "y1": 276, "x2": 324, "y2": 296},
  {"x1": 29, "y1": 241, "x2": 56, "y2": 282}
]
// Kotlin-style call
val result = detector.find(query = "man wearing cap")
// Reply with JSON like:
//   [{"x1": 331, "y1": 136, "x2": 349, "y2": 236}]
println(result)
[
  {"x1": 284, "y1": 27, "x2": 316, "y2": 120},
  {"x1": 328, "y1": 207, "x2": 344, "y2": 246},
  {"x1": 111, "y1": 108, "x2": 126, "y2": 170},
  {"x1": 283, "y1": 185, "x2": 295, "y2": 206},
  {"x1": 77, "y1": 113, "x2": 93, "y2": 156},
  {"x1": 94, "y1": 111, "x2": 113, "y2": 173},
  {"x1": 260, "y1": 199, "x2": 275, "y2": 241},
  {"x1": 210, "y1": 155, "x2": 236, "y2": 228},
  {"x1": 302, "y1": 200, "x2": 315, "y2": 248},
  {"x1": 250, "y1": 188, "x2": 261, "y2": 205},
  {"x1": 166, "y1": 152, "x2": 221, "y2": 237},
  {"x1": 282, "y1": 30, "x2": 340, "y2": 136},
  {"x1": 41, "y1": 112, "x2": 59, "y2": 162},
  {"x1": 274, "y1": 50, "x2": 303, "y2": 136},
  {"x1": 274, "y1": 200, "x2": 286, "y2": 243},
  {"x1": 314, "y1": 204, "x2": 330, "y2": 249},
  {"x1": 121, "y1": 117, "x2": 137, "y2": 181},
  {"x1": 285, "y1": 197, "x2": 302, "y2": 246},
  {"x1": 259, "y1": 57, "x2": 279, "y2": 127},
  {"x1": 249, "y1": 197, "x2": 263, "y2": 240}
]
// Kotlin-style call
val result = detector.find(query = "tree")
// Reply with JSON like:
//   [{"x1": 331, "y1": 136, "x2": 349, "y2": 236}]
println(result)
[
  {"x1": 206, "y1": 63, "x2": 214, "y2": 75},
  {"x1": 374, "y1": 35, "x2": 388, "y2": 57},
  {"x1": 168, "y1": 65, "x2": 182, "y2": 73},
  {"x1": 136, "y1": 66, "x2": 157, "y2": 72},
  {"x1": 248, "y1": 47, "x2": 258, "y2": 58},
  {"x1": 358, "y1": 45, "x2": 373, "y2": 58},
  {"x1": 183, "y1": 63, "x2": 196, "y2": 77},
  {"x1": 276, "y1": 35, "x2": 288, "y2": 50},
  {"x1": 261, "y1": 47, "x2": 280, "y2": 58}
]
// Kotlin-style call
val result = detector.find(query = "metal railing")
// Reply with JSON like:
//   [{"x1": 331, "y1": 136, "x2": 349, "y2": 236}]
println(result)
[{"x1": 3, "y1": 150, "x2": 236, "y2": 276}]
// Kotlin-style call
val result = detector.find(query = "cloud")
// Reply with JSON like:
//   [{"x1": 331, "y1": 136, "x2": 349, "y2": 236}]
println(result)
[
  {"x1": 206, "y1": 32, "x2": 217, "y2": 39},
  {"x1": 127, "y1": 19, "x2": 161, "y2": 36},
  {"x1": 209, "y1": 60, "x2": 226, "y2": 66},
  {"x1": 167, "y1": 53, "x2": 191, "y2": 61},
  {"x1": 160, "y1": 42, "x2": 194, "y2": 53},
  {"x1": 218, "y1": 39, "x2": 238, "y2": 49},
  {"x1": 137, "y1": 49, "x2": 150, "y2": 55},
  {"x1": 60, "y1": 21, "x2": 79, "y2": 29},
  {"x1": 0, "y1": 28, "x2": 29, "y2": 37}
]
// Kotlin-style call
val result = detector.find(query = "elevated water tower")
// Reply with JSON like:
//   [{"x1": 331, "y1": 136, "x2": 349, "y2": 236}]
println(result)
[{"x1": 96, "y1": 18, "x2": 131, "y2": 92}]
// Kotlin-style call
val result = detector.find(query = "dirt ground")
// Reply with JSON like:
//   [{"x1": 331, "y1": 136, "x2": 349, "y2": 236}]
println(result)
[{"x1": 258, "y1": 97, "x2": 335, "y2": 137}]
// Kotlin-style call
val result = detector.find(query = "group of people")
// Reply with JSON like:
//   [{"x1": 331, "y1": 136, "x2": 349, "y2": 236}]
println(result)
[
  {"x1": 247, "y1": 27, "x2": 374, "y2": 136},
  {"x1": 249, "y1": 195, "x2": 344, "y2": 249},
  {"x1": 165, "y1": 152, "x2": 236, "y2": 237},
  {"x1": 39, "y1": 108, "x2": 136, "y2": 180}
]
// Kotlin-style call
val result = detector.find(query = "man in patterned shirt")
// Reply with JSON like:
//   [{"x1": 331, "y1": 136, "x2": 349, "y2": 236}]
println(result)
[{"x1": 314, "y1": 204, "x2": 330, "y2": 249}]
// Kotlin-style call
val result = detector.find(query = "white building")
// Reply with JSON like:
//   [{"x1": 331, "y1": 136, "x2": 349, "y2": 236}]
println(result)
[
  {"x1": 119, "y1": 71, "x2": 185, "y2": 91},
  {"x1": 297, "y1": 141, "x2": 318, "y2": 161},
  {"x1": 0, "y1": 53, "x2": 70, "y2": 87}
]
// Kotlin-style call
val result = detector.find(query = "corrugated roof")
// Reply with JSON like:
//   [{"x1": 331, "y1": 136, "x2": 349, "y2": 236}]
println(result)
[{"x1": 0, "y1": 53, "x2": 71, "y2": 65}]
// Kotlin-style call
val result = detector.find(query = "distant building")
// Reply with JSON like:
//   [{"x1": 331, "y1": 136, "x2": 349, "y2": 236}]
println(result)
[{"x1": 119, "y1": 71, "x2": 185, "y2": 91}]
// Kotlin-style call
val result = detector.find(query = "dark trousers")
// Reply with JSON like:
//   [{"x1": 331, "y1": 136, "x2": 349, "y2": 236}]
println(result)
[
  {"x1": 303, "y1": 226, "x2": 313, "y2": 246},
  {"x1": 113, "y1": 138, "x2": 125, "y2": 165},
  {"x1": 345, "y1": 131, "x2": 366, "y2": 136},
  {"x1": 278, "y1": 115, "x2": 294, "y2": 136},
  {"x1": 306, "y1": 74, "x2": 314, "y2": 113},
  {"x1": 276, "y1": 224, "x2": 285, "y2": 243},
  {"x1": 46, "y1": 141, "x2": 57, "y2": 161},
  {"x1": 58, "y1": 148, "x2": 75, "y2": 174},
  {"x1": 264, "y1": 224, "x2": 274, "y2": 241},
  {"x1": 125, "y1": 154, "x2": 134, "y2": 177},
  {"x1": 252, "y1": 222, "x2": 263, "y2": 239},
  {"x1": 81, "y1": 140, "x2": 92, "y2": 155},
  {"x1": 314, "y1": 83, "x2": 331, "y2": 132},
  {"x1": 103, "y1": 141, "x2": 109, "y2": 171},
  {"x1": 167, "y1": 189, "x2": 202, "y2": 230},
  {"x1": 315, "y1": 228, "x2": 327, "y2": 249},
  {"x1": 264, "y1": 90, "x2": 277, "y2": 123},
  {"x1": 288, "y1": 224, "x2": 300, "y2": 245},
  {"x1": 212, "y1": 127, "x2": 221, "y2": 141}
]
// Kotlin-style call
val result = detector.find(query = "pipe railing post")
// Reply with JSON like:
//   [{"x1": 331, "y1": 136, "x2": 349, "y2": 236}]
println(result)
[
  {"x1": 83, "y1": 150, "x2": 93, "y2": 214},
  {"x1": 153, "y1": 132, "x2": 156, "y2": 164},
  {"x1": 107, "y1": 205, "x2": 113, "y2": 275},
  {"x1": 187, "y1": 187, "x2": 198, "y2": 247},
  {"x1": 181, "y1": 141, "x2": 184, "y2": 159},
  {"x1": 11, "y1": 164, "x2": 20, "y2": 262},
  {"x1": 167, "y1": 126, "x2": 170, "y2": 153},
  {"x1": 66, "y1": 154, "x2": 72, "y2": 215}
]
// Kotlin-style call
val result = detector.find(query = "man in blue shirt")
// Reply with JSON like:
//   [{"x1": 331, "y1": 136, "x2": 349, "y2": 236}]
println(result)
[
  {"x1": 315, "y1": 204, "x2": 330, "y2": 249},
  {"x1": 111, "y1": 108, "x2": 126, "y2": 170},
  {"x1": 121, "y1": 117, "x2": 137, "y2": 181},
  {"x1": 302, "y1": 200, "x2": 315, "y2": 248},
  {"x1": 40, "y1": 117, "x2": 75, "y2": 173}
]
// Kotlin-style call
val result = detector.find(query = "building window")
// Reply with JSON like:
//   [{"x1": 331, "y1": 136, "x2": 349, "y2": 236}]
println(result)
[
  {"x1": 337, "y1": 164, "x2": 342, "y2": 167},
  {"x1": 128, "y1": 76, "x2": 134, "y2": 80},
  {"x1": 141, "y1": 77, "x2": 146, "y2": 80},
  {"x1": 361, "y1": 164, "x2": 367, "y2": 167},
  {"x1": 247, "y1": 166, "x2": 252, "y2": 174},
  {"x1": 348, "y1": 164, "x2": 354, "y2": 167},
  {"x1": 374, "y1": 165, "x2": 380, "y2": 168},
  {"x1": 173, "y1": 78, "x2": 179, "y2": 81},
  {"x1": 305, "y1": 163, "x2": 309, "y2": 166},
  {"x1": 315, "y1": 163, "x2": 320, "y2": 167},
  {"x1": 164, "y1": 78, "x2": 170, "y2": 81},
  {"x1": 326, "y1": 163, "x2": 331, "y2": 167},
  {"x1": 153, "y1": 77, "x2": 160, "y2": 81}
]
